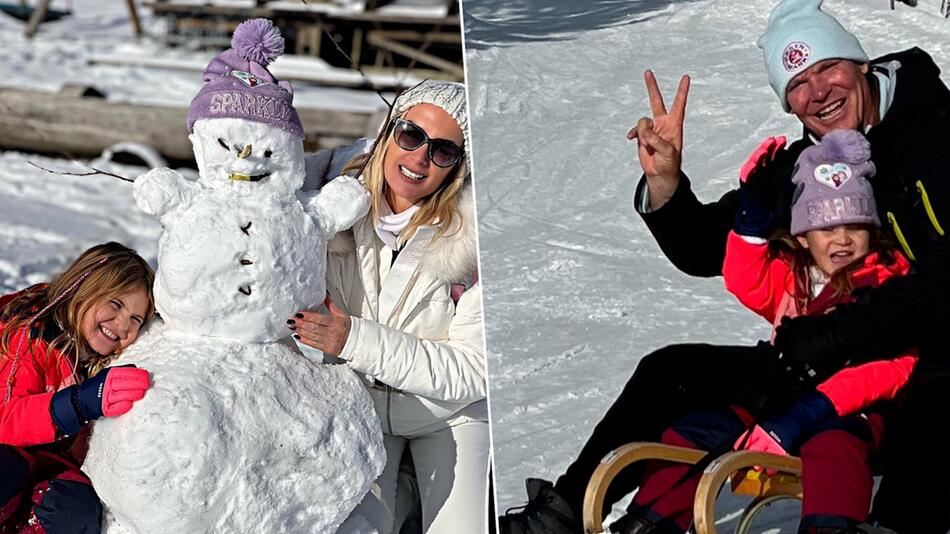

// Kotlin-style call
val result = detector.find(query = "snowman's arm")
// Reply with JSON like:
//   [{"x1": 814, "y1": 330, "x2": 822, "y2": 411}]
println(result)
[
  {"x1": 133, "y1": 168, "x2": 198, "y2": 224},
  {"x1": 338, "y1": 283, "x2": 486, "y2": 402},
  {"x1": 306, "y1": 175, "x2": 371, "y2": 237}
]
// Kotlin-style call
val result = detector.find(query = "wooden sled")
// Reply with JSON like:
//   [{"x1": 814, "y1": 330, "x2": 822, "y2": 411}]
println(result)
[{"x1": 583, "y1": 442, "x2": 803, "y2": 534}]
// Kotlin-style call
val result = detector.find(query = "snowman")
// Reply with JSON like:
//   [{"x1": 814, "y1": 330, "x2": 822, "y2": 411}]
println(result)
[{"x1": 83, "y1": 20, "x2": 385, "y2": 533}]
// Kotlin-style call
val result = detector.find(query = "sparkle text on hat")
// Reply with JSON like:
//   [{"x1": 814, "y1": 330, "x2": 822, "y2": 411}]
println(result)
[
  {"x1": 209, "y1": 92, "x2": 292, "y2": 122},
  {"x1": 807, "y1": 195, "x2": 874, "y2": 227}
]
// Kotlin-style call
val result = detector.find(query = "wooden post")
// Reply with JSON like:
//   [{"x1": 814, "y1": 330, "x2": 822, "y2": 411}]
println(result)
[
  {"x1": 126, "y1": 0, "x2": 143, "y2": 36},
  {"x1": 24, "y1": 0, "x2": 50, "y2": 38}
]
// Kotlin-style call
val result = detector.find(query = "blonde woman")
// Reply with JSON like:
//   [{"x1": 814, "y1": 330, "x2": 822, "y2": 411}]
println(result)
[{"x1": 291, "y1": 80, "x2": 487, "y2": 534}]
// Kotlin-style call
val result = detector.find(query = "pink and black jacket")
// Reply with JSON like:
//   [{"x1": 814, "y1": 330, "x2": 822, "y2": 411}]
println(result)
[
  {"x1": 0, "y1": 289, "x2": 80, "y2": 448},
  {"x1": 722, "y1": 231, "x2": 917, "y2": 417}
]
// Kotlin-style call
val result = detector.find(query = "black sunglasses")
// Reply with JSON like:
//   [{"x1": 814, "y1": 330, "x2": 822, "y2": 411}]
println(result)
[{"x1": 391, "y1": 118, "x2": 464, "y2": 168}]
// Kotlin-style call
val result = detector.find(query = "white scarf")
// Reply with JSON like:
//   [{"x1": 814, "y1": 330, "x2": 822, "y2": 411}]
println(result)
[
  {"x1": 375, "y1": 202, "x2": 420, "y2": 250},
  {"x1": 809, "y1": 265, "x2": 829, "y2": 299}
]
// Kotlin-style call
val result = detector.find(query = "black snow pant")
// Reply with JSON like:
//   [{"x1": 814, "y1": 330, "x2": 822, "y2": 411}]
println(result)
[
  {"x1": 868, "y1": 357, "x2": 950, "y2": 534},
  {"x1": 551, "y1": 343, "x2": 950, "y2": 534}
]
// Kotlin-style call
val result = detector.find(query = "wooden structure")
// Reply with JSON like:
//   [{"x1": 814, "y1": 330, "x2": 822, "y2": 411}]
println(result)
[
  {"x1": 583, "y1": 442, "x2": 803, "y2": 534},
  {"x1": 0, "y1": 85, "x2": 385, "y2": 164},
  {"x1": 145, "y1": 0, "x2": 463, "y2": 81}
]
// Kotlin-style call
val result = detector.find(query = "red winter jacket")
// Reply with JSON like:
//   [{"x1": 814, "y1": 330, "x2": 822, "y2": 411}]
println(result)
[
  {"x1": 0, "y1": 291, "x2": 78, "y2": 447},
  {"x1": 723, "y1": 231, "x2": 917, "y2": 417}
]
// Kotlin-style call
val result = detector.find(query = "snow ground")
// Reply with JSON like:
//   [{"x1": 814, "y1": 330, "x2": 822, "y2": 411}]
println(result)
[{"x1": 463, "y1": 0, "x2": 950, "y2": 530}]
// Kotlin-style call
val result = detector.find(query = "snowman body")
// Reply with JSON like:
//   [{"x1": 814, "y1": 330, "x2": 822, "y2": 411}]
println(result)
[{"x1": 84, "y1": 117, "x2": 383, "y2": 533}]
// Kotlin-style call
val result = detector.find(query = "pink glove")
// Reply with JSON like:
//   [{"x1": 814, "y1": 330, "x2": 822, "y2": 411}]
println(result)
[
  {"x1": 101, "y1": 367, "x2": 150, "y2": 417},
  {"x1": 739, "y1": 136, "x2": 787, "y2": 183},
  {"x1": 734, "y1": 424, "x2": 790, "y2": 475}
]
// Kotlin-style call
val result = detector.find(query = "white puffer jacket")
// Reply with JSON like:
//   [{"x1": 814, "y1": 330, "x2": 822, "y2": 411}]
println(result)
[{"x1": 325, "y1": 185, "x2": 487, "y2": 436}]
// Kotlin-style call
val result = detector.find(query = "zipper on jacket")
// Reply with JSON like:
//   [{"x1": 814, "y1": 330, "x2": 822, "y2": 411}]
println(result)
[
  {"x1": 886, "y1": 211, "x2": 917, "y2": 262},
  {"x1": 385, "y1": 385, "x2": 395, "y2": 435},
  {"x1": 916, "y1": 180, "x2": 945, "y2": 236}
]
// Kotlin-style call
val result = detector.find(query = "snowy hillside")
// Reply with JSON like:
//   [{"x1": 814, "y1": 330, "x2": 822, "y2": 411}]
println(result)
[{"x1": 463, "y1": 0, "x2": 950, "y2": 530}]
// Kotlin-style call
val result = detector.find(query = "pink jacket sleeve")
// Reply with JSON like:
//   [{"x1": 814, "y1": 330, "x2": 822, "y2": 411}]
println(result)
[
  {"x1": 816, "y1": 354, "x2": 917, "y2": 416},
  {"x1": 722, "y1": 231, "x2": 794, "y2": 325},
  {"x1": 0, "y1": 330, "x2": 60, "y2": 447}
]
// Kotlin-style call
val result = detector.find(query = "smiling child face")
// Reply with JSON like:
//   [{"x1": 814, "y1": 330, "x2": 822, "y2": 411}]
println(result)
[
  {"x1": 797, "y1": 224, "x2": 871, "y2": 276},
  {"x1": 81, "y1": 286, "x2": 150, "y2": 356}
]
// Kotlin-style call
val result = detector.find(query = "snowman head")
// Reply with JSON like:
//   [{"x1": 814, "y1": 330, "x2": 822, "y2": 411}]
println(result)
[
  {"x1": 186, "y1": 18, "x2": 305, "y2": 196},
  {"x1": 190, "y1": 118, "x2": 304, "y2": 195}
]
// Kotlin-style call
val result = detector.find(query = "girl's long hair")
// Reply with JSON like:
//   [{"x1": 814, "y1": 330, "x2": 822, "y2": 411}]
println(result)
[
  {"x1": 0, "y1": 242, "x2": 155, "y2": 384},
  {"x1": 768, "y1": 225, "x2": 895, "y2": 310},
  {"x1": 342, "y1": 111, "x2": 468, "y2": 243}
]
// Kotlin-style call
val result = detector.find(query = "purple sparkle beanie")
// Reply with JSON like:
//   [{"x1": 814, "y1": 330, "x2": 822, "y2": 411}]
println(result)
[
  {"x1": 187, "y1": 19, "x2": 304, "y2": 139},
  {"x1": 790, "y1": 129, "x2": 879, "y2": 235}
]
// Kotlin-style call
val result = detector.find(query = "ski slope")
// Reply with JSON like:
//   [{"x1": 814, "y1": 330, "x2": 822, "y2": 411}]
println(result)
[{"x1": 463, "y1": 0, "x2": 950, "y2": 530}]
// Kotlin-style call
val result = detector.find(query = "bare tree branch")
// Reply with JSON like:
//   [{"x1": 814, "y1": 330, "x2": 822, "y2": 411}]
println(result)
[{"x1": 28, "y1": 161, "x2": 135, "y2": 182}]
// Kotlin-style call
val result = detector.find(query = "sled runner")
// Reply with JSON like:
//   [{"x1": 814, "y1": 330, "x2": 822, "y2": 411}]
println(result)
[{"x1": 582, "y1": 442, "x2": 803, "y2": 534}]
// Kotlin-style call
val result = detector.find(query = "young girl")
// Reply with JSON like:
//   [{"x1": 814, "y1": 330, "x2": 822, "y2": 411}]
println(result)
[
  {"x1": 0, "y1": 242, "x2": 154, "y2": 533},
  {"x1": 614, "y1": 130, "x2": 915, "y2": 534}
]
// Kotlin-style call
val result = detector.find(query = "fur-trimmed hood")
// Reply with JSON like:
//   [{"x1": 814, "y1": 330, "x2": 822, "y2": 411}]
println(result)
[{"x1": 328, "y1": 183, "x2": 477, "y2": 285}]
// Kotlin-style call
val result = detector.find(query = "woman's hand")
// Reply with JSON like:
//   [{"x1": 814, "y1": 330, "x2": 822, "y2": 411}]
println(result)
[
  {"x1": 627, "y1": 70, "x2": 690, "y2": 210},
  {"x1": 290, "y1": 295, "x2": 352, "y2": 357}
]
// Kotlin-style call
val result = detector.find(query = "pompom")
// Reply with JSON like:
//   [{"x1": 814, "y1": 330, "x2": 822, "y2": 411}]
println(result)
[
  {"x1": 231, "y1": 19, "x2": 284, "y2": 66},
  {"x1": 822, "y1": 129, "x2": 871, "y2": 164}
]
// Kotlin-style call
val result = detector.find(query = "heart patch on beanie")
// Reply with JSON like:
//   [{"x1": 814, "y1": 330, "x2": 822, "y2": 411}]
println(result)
[
  {"x1": 231, "y1": 70, "x2": 270, "y2": 87},
  {"x1": 814, "y1": 163, "x2": 853, "y2": 189}
]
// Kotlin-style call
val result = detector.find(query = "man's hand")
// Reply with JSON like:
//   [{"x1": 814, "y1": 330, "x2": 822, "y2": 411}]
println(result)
[{"x1": 627, "y1": 70, "x2": 690, "y2": 210}]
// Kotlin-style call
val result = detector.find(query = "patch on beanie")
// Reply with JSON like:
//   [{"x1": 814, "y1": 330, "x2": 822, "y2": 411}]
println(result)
[
  {"x1": 230, "y1": 70, "x2": 270, "y2": 88},
  {"x1": 814, "y1": 163, "x2": 852, "y2": 189},
  {"x1": 782, "y1": 41, "x2": 811, "y2": 72}
]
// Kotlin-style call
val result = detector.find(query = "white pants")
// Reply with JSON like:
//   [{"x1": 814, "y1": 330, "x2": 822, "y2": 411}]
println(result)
[{"x1": 352, "y1": 421, "x2": 490, "y2": 534}]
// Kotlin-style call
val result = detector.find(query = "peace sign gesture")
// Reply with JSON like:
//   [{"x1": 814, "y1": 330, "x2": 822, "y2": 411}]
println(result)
[{"x1": 627, "y1": 70, "x2": 691, "y2": 210}]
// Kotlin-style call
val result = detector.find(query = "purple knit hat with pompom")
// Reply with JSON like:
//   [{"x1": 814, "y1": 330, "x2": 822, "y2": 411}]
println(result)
[
  {"x1": 187, "y1": 19, "x2": 304, "y2": 138},
  {"x1": 790, "y1": 129, "x2": 879, "y2": 235}
]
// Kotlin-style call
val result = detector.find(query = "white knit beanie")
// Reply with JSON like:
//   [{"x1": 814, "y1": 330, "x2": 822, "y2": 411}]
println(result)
[
  {"x1": 388, "y1": 80, "x2": 471, "y2": 170},
  {"x1": 758, "y1": 0, "x2": 869, "y2": 112}
]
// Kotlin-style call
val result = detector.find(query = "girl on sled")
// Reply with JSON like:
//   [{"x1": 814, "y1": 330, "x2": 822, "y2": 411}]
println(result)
[{"x1": 616, "y1": 130, "x2": 915, "y2": 534}]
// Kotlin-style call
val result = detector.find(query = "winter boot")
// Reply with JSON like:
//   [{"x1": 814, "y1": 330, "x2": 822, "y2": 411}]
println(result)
[{"x1": 498, "y1": 478, "x2": 581, "y2": 534}]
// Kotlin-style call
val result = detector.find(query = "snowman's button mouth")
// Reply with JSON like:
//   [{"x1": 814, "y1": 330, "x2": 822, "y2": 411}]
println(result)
[{"x1": 229, "y1": 172, "x2": 271, "y2": 182}]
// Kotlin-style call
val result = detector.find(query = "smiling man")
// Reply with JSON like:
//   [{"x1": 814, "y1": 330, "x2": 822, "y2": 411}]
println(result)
[{"x1": 500, "y1": 0, "x2": 950, "y2": 533}]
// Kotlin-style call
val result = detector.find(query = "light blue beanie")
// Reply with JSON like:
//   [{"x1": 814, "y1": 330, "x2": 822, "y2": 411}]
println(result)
[{"x1": 757, "y1": 0, "x2": 869, "y2": 112}]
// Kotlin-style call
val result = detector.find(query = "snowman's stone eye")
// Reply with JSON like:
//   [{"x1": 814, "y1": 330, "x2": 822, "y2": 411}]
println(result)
[
  {"x1": 264, "y1": 150, "x2": 273, "y2": 158},
  {"x1": 218, "y1": 138, "x2": 229, "y2": 150}
]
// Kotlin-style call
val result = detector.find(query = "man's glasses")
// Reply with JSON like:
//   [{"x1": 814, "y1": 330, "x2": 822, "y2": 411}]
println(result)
[{"x1": 391, "y1": 119, "x2": 464, "y2": 168}]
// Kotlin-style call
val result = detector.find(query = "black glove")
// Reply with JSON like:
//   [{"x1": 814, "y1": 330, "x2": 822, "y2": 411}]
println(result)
[
  {"x1": 734, "y1": 136, "x2": 790, "y2": 238},
  {"x1": 773, "y1": 315, "x2": 850, "y2": 386}
]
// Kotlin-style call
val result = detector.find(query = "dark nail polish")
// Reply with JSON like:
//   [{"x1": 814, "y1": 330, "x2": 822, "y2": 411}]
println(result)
[
  {"x1": 288, "y1": 326, "x2": 296, "y2": 331},
  {"x1": 295, "y1": 313, "x2": 304, "y2": 319},
  {"x1": 293, "y1": 334, "x2": 300, "y2": 340},
  {"x1": 287, "y1": 319, "x2": 295, "y2": 325}
]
